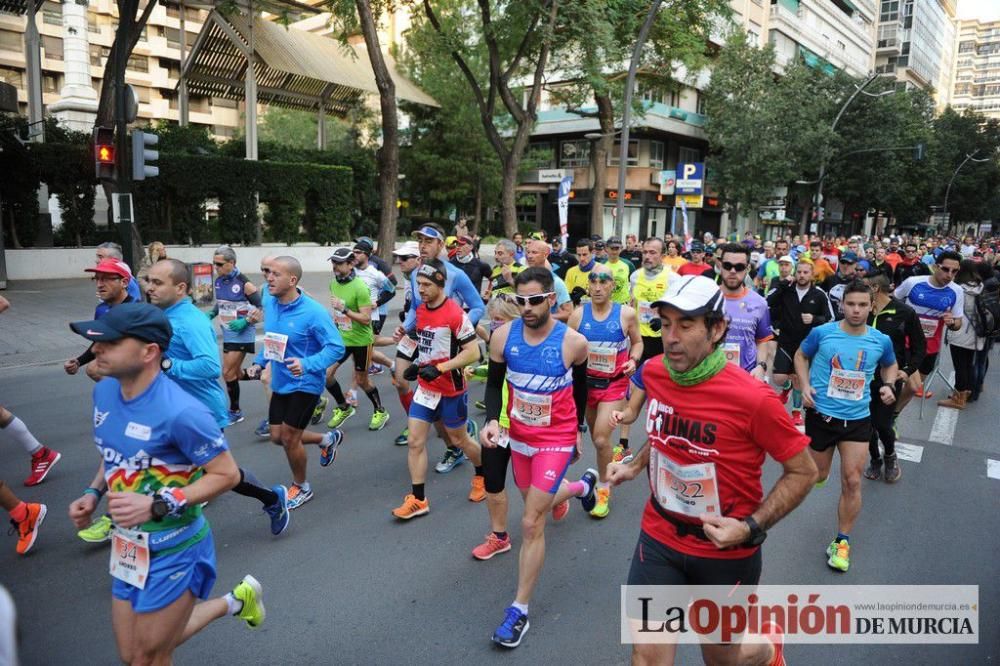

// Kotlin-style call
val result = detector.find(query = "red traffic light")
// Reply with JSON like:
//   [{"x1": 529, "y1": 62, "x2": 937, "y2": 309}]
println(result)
[{"x1": 96, "y1": 144, "x2": 115, "y2": 164}]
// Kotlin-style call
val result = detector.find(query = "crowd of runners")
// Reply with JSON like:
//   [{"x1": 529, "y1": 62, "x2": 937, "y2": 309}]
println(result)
[{"x1": 2, "y1": 224, "x2": 998, "y2": 664}]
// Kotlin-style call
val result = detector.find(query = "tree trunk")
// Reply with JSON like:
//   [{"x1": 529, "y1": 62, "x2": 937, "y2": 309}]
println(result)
[
  {"x1": 500, "y1": 158, "x2": 519, "y2": 238},
  {"x1": 473, "y1": 171, "x2": 482, "y2": 237},
  {"x1": 356, "y1": 0, "x2": 398, "y2": 262},
  {"x1": 589, "y1": 92, "x2": 615, "y2": 237}
]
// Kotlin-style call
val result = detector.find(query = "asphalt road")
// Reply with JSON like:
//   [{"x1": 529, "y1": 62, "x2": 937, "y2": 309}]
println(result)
[{"x1": 1, "y1": 275, "x2": 998, "y2": 664}]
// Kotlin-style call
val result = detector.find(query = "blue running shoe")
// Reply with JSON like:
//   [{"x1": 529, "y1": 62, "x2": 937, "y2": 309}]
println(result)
[
  {"x1": 466, "y1": 419, "x2": 479, "y2": 443},
  {"x1": 578, "y1": 468, "x2": 598, "y2": 512},
  {"x1": 492, "y1": 606, "x2": 529, "y2": 648},
  {"x1": 263, "y1": 485, "x2": 290, "y2": 535},
  {"x1": 434, "y1": 447, "x2": 465, "y2": 473},
  {"x1": 227, "y1": 410, "x2": 245, "y2": 426},
  {"x1": 319, "y1": 430, "x2": 344, "y2": 467},
  {"x1": 254, "y1": 418, "x2": 270, "y2": 439},
  {"x1": 286, "y1": 483, "x2": 313, "y2": 510}
]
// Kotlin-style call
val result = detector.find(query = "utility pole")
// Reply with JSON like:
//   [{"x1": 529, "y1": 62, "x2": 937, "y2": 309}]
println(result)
[{"x1": 113, "y1": 0, "x2": 135, "y2": 268}]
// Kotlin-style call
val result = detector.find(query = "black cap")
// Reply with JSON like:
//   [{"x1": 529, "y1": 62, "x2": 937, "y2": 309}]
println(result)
[
  {"x1": 690, "y1": 241, "x2": 705, "y2": 252},
  {"x1": 329, "y1": 246, "x2": 354, "y2": 263},
  {"x1": 606, "y1": 236, "x2": 622, "y2": 248},
  {"x1": 415, "y1": 258, "x2": 447, "y2": 287},
  {"x1": 70, "y1": 302, "x2": 172, "y2": 348},
  {"x1": 353, "y1": 240, "x2": 373, "y2": 255}
]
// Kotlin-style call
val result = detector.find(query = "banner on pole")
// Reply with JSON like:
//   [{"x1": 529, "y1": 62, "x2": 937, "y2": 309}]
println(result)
[{"x1": 558, "y1": 176, "x2": 573, "y2": 247}]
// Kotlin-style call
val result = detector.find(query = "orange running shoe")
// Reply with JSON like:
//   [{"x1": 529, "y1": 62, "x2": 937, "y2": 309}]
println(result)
[
  {"x1": 12, "y1": 503, "x2": 46, "y2": 555},
  {"x1": 552, "y1": 499, "x2": 570, "y2": 521},
  {"x1": 761, "y1": 621, "x2": 785, "y2": 666},
  {"x1": 392, "y1": 494, "x2": 429, "y2": 520},
  {"x1": 472, "y1": 532, "x2": 512, "y2": 560},
  {"x1": 468, "y1": 475, "x2": 486, "y2": 502}
]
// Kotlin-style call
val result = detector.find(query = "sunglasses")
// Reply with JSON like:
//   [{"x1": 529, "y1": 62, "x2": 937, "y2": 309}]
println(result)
[
  {"x1": 213, "y1": 262, "x2": 227, "y2": 267},
  {"x1": 513, "y1": 292, "x2": 554, "y2": 307},
  {"x1": 938, "y1": 266, "x2": 958, "y2": 274},
  {"x1": 260, "y1": 267, "x2": 271, "y2": 274},
  {"x1": 588, "y1": 274, "x2": 613, "y2": 283},
  {"x1": 721, "y1": 262, "x2": 747, "y2": 272}
]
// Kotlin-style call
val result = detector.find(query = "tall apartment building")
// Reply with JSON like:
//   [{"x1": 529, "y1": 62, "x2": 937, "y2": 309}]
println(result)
[
  {"x1": 951, "y1": 18, "x2": 1000, "y2": 121},
  {"x1": 767, "y1": 0, "x2": 877, "y2": 78},
  {"x1": 0, "y1": 1, "x2": 240, "y2": 136},
  {"x1": 874, "y1": 0, "x2": 956, "y2": 109}
]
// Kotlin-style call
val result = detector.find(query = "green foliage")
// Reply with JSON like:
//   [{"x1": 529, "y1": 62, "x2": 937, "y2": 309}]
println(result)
[
  {"x1": 926, "y1": 108, "x2": 1000, "y2": 226},
  {"x1": 257, "y1": 106, "x2": 356, "y2": 152}
]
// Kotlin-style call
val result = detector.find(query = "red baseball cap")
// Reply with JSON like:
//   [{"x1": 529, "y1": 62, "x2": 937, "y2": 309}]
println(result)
[{"x1": 85, "y1": 258, "x2": 132, "y2": 279}]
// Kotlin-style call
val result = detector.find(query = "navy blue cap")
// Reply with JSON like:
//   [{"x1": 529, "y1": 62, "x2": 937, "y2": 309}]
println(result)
[
  {"x1": 70, "y1": 302, "x2": 172, "y2": 348},
  {"x1": 841, "y1": 251, "x2": 859, "y2": 263}
]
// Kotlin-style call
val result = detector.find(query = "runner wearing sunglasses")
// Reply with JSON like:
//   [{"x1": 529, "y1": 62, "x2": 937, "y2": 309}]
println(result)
[
  {"x1": 718, "y1": 243, "x2": 774, "y2": 381},
  {"x1": 567, "y1": 264, "x2": 642, "y2": 518}
]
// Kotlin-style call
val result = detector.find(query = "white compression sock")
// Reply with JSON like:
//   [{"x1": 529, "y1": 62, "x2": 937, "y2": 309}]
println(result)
[
  {"x1": 224, "y1": 592, "x2": 243, "y2": 616},
  {"x1": 2, "y1": 417, "x2": 42, "y2": 455}
]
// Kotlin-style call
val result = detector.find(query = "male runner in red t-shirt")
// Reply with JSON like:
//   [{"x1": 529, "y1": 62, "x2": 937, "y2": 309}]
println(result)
[{"x1": 608, "y1": 275, "x2": 817, "y2": 666}]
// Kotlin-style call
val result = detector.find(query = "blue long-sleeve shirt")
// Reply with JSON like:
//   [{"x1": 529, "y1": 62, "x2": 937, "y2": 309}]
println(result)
[
  {"x1": 403, "y1": 261, "x2": 484, "y2": 331},
  {"x1": 255, "y1": 288, "x2": 344, "y2": 395},
  {"x1": 162, "y1": 298, "x2": 229, "y2": 428}
]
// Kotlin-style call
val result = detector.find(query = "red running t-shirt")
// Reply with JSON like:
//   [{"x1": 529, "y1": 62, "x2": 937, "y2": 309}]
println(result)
[
  {"x1": 631, "y1": 357, "x2": 808, "y2": 559},
  {"x1": 415, "y1": 297, "x2": 477, "y2": 397}
]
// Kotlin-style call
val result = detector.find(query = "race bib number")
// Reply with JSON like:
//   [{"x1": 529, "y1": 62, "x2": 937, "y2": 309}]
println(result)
[
  {"x1": 723, "y1": 342, "x2": 741, "y2": 367},
  {"x1": 650, "y1": 450, "x2": 720, "y2": 518},
  {"x1": 638, "y1": 302, "x2": 655, "y2": 325},
  {"x1": 827, "y1": 367, "x2": 866, "y2": 401},
  {"x1": 497, "y1": 426, "x2": 510, "y2": 449},
  {"x1": 397, "y1": 336, "x2": 418, "y2": 358},
  {"x1": 918, "y1": 315, "x2": 940, "y2": 339},
  {"x1": 333, "y1": 310, "x2": 352, "y2": 332},
  {"x1": 262, "y1": 332, "x2": 289, "y2": 362},
  {"x1": 587, "y1": 343, "x2": 617, "y2": 375},
  {"x1": 511, "y1": 389, "x2": 552, "y2": 427},
  {"x1": 218, "y1": 301, "x2": 247, "y2": 325},
  {"x1": 413, "y1": 385, "x2": 441, "y2": 409},
  {"x1": 109, "y1": 527, "x2": 150, "y2": 589}
]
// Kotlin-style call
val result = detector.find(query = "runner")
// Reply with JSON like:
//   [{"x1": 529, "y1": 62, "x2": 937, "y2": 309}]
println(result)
[
  {"x1": 603, "y1": 237, "x2": 634, "y2": 302},
  {"x1": 67, "y1": 303, "x2": 265, "y2": 664},
  {"x1": 893, "y1": 250, "x2": 964, "y2": 405},
  {"x1": 821, "y1": 250, "x2": 860, "y2": 318},
  {"x1": 606, "y1": 274, "x2": 816, "y2": 666},
  {"x1": 390, "y1": 241, "x2": 422, "y2": 446},
  {"x1": 661, "y1": 240, "x2": 688, "y2": 272},
  {"x1": 512, "y1": 232, "x2": 526, "y2": 264},
  {"x1": 547, "y1": 237, "x2": 578, "y2": 280},
  {"x1": 862, "y1": 273, "x2": 925, "y2": 484},
  {"x1": 147, "y1": 259, "x2": 290, "y2": 536},
  {"x1": 450, "y1": 235, "x2": 491, "y2": 299},
  {"x1": 767, "y1": 259, "x2": 834, "y2": 426},
  {"x1": 488, "y1": 239, "x2": 525, "y2": 298},
  {"x1": 481, "y1": 267, "x2": 598, "y2": 648},
  {"x1": 65, "y1": 258, "x2": 135, "y2": 382},
  {"x1": 524, "y1": 239, "x2": 573, "y2": 322},
  {"x1": 564, "y1": 239, "x2": 595, "y2": 305},
  {"x1": 807, "y1": 240, "x2": 836, "y2": 284},
  {"x1": 718, "y1": 243, "x2": 774, "y2": 379},
  {"x1": 676, "y1": 241, "x2": 715, "y2": 279},
  {"x1": 324, "y1": 247, "x2": 390, "y2": 432},
  {"x1": 350, "y1": 240, "x2": 396, "y2": 376},
  {"x1": 893, "y1": 241, "x2": 931, "y2": 287},
  {"x1": 392, "y1": 259, "x2": 485, "y2": 519},
  {"x1": 208, "y1": 246, "x2": 262, "y2": 426},
  {"x1": 96, "y1": 242, "x2": 142, "y2": 302},
  {"x1": 249, "y1": 256, "x2": 282, "y2": 439},
  {"x1": 567, "y1": 264, "x2": 641, "y2": 518},
  {"x1": 244, "y1": 256, "x2": 346, "y2": 510},
  {"x1": 795, "y1": 280, "x2": 898, "y2": 572}
]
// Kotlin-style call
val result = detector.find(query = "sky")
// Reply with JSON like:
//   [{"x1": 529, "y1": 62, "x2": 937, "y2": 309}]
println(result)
[{"x1": 957, "y1": 0, "x2": 1000, "y2": 21}]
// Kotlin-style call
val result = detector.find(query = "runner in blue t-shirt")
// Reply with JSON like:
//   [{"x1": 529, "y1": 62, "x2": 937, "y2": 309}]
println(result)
[
  {"x1": 67, "y1": 303, "x2": 266, "y2": 665},
  {"x1": 794, "y1": 281, "x2": 897, "y2": 574}
]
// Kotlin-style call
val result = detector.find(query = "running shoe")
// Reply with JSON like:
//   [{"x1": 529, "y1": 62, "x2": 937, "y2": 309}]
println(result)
[
  {"x1": 469, "y1": 475, "x2": 486, "y2": 502},
  {"x1": 286, "y1": 484, "x2": 313, "y2": 510},
  {"x1": 368, "y1": 364, "x2": 384, "y2": 376},
  {"x1": 914, "y1": 385, "x2": 932, "y2": 399},
  {"x1": 263, "y1": 485, "x2": 290, "y2": 536},
  {"x1": 392, "y1": 493, "x2": 429, "y2": 520},
  {"x1": 77, "y1": 514, "x2": 113, "y2": 543},
  {"x1": 254, "y1": 418, "x2": 271, "y2": 439},
  {"x1": 611, "y1": 446, "x2": 633, "y2": 465},
  {"x1": 474, "y1": 400, "x2": 487, "y2": 411},
  {"x1": 864, "y1": 458, "x2": 883, "y2": 481},
  {"x1": 551, "y1": 499, "x2": 570, "y2": 521},
  {"x1": 472, "y1": 533, "x2": 512, "y2": 560},
  {"x1": 826, "y1": 539, "x2": 850, "y2": 572},
  {"x1": 578, "y1": 468, "x2": 598, "y2": 513},
  {"x1": 310, "y1": 396, "x2": 329, "y2": 425},
  {"x1": 368, "y1": 408, "x2": 390, "y2": 431},
  {"x1": 815, "y1": 477, "x2": 828, "y2": 489},
  {"x1": 883, "y1": 453, "x2": 901, "y2": 483},
  {"x1": 761, "y1": 621, "x2": 786, "y2": 666},
  {"x1": 394, "y1": 428, "x2": 409, "y2": 446},
  {"x1": 492, "y1": 606, "x2": 529, "y2": 648},
  {"x1": 435, "y1": 447, "x2": 466, "y2": 473},
  {"x1": 466, "y1": 419, "x2": 479, "y2": 443},
  {"x1": 590, "y1": 487, "x2": 611, "y2": 519},
  {"x1": 24, "y1": 447, "x2": 61, "y2": 486},
  {"x1": 319, "y1": 430, "x2": 344, "y2": 467},
  {"x1": 790, "y1": 410, "x2": 804, "y2": 427},
  {"x1": 227, "y1": 410, "x2": 245, "y2": 426},
  {"x1": 327, "y1": 405, "x2": 356, "y2": 429},
  {"x1": 11, "y1": 503, "x2": 46, "y2": 555},
  {"x1": 232, "y1": 575, "x2": 266, "y2": 628}
]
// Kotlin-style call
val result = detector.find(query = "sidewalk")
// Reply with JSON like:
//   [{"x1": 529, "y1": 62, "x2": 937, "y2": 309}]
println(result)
[{"x1": 0, "y1": 272, "x2": 386, "y2": 369}]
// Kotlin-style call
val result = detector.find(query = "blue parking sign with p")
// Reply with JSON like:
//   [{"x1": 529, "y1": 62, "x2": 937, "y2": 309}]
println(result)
[{"x1": 676, "y1": 162, "x2": 704, "y2": 195}]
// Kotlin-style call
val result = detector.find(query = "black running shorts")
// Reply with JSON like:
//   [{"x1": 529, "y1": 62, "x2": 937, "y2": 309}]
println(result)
[
  {"x1": 805, "y1": 408, "x2": 872, "y2": 452},
  {"x1": 269, "y1": 391, "x2": 320, "y2": 431}
]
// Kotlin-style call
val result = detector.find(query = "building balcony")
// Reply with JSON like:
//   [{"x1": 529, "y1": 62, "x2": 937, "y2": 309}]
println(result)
[{"x1": 769, "y1": 3, "x2": 872, "y2": 77}]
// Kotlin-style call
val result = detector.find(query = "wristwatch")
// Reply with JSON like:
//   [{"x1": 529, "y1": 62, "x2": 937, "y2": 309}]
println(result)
[
  {"x1": 742, "y1": 516, "x2": 767, "y2": 546},
  {"x1": 160, "y1": 358, "x2": 172, "y2": 372},
  {"x1": 151, "y1": 496, "x2": 169, "y2": 522},
  {"x1": 756, "y1": 361, "x2": 768, "y2": 371}
]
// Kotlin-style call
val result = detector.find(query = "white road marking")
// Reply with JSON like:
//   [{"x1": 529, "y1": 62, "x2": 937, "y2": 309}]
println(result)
[
  {"x1": 928, "y1": 372, "x2": 959, "y2": 446},
  {"x1": 988, "y1": 459, "x2": 1000, "y2": 481},
  {"x1": 894, "y1": 442, "x2": 923, "y2": 463}
]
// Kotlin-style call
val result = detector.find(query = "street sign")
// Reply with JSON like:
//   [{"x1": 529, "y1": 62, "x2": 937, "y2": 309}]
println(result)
[
  {"x1": 538, "y1": 169, "x2": 568, "y2": 183},
  {"x1": 678, "y1": 194, "x2": 703, "y2": 209},
  {"x1": 676, "y1": 162, "x2": 704, "y2": 195},
  {"x1": 658, "y1": 170, "x2": 676, "y2": 195}
]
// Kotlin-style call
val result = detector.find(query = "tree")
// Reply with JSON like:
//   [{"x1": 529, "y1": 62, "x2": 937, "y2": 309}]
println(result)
[
  {"x1": 552, "y1": 0, "x2": 730, "y2": 235},
  {"x1": 418, "y1": 0, "x2": 561, "y2": 237},
  {"x1": 258, "y1": 107, "x2": 354, "y2": 151},
  {"x1": 929, "y1": 108, "x2": 1000, "y2": 230}
]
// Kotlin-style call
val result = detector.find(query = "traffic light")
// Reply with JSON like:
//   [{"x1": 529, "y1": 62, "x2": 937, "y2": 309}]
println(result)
[
  {"x1": 131, "y1": 129, "x2": 159, "y2": 181},
  {"x1": 93, "y1": 126, "x2": 115, "y2": 181}
]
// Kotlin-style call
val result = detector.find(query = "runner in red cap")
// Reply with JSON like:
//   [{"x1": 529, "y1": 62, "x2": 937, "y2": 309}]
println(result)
[{"x1": 65, "y1": 259, "x2": 136, "y2": 382}]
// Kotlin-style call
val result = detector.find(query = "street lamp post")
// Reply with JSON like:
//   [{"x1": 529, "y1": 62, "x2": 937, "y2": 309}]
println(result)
[
  {"x1": 614, "y1": 0, "x2": 662, "y2": 239},
  {"x1": 942, "y1": 150, "x2": 991, "y2": 233}
]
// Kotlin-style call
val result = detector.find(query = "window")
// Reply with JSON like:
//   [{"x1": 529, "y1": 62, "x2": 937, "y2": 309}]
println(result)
[
  {"x1": 669, "y1": 90, "x2": 680, "y2": 107},
  {"x1": 135, "y1": 86, "x2": 151, "y2": 103},
  {"x1": 42, "y1": 1, "x2": 61, "y2": 26},
  {"x1": 560, "y1": 139, "x2": 590, "y2": 168},
  {"x1": 41, "y1": 35, "x2": 63, "y2": 59},
  {"x1": 608, "y1": 139, "x2": 639, "y2": 167},
  {"x1": 128, "y1": 55, "x2": 148, "y2": 73},
  {"x1": 0, "y1": 66, "x2": 21, "y2": 87},
  {"x1": 0, "y1": 30, "x2": 20, "y2": 52},
  {"x1": 42, "y1": 74, "x2": 59, "y2": 93},
  {"x1": 525, "y1": 141, "x2": 555, "y2": 169},
  {"x1": 165, "y1": 27, "x2": 182, "y2": 48},
  {"x1": 678, "y1": 146, "x2": 701, "y2": 166},
  {"x1": 649, "y1": 140, "x2": 665, "y2": 169},
  {"x1": 696, "y1": 91, "x2": 706, "y2": 115},
  {"x1": 89, "y1": 16, "x2": 100, "y2": 33}
]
